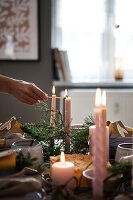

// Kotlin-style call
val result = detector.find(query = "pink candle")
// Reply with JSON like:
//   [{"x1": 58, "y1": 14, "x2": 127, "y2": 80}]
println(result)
[
  {"x1": 89, "y1": 125, "x2": 109, "y2": 159},
  {"x1": 101, "y1": 90, "x2": 108, "y2": 177},
  {"x1": 50, "y1": 86, "x2": 56, "y2": 126},
  {"x1": 65, "y1": 89, "x2": 71, "y2": 145},
  {"x1": 52, "y1": 151, "x2": 74, "y2": 194},
  {"x1": 93, "y1": 88, "x2": 103, "y2": 200}
]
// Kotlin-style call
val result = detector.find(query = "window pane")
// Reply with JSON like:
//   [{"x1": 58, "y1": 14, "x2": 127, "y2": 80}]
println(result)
[
  {"x1": 53, "y1": 0, "x2": 106, "y2": 82},
  {"x1": 115, "y1": 0, "x2": 133, "y2": 78}
]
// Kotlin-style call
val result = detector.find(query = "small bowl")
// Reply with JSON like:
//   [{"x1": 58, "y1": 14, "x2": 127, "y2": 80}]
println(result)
[
  {"x1": 11, "y1": 140, "x2": 44, "y2": 169},
  {"x1": 115, "y1": 143, "x2": 133, "y2": 162},
  {"x1": 109, "y1": 137, "x2": 132, "y2": 159},
  {"x1": 83, "y1": 169, "x2": 120, "y2": 193}
]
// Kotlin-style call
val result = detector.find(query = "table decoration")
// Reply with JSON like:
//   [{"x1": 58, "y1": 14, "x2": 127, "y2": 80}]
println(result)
[
  {"x1": 0, "y1": 116, "x2": 23, "y2": 137},
  {"x1": 11, "y1": 140, "x2": 43, "y2": 170},
  {"x1": 115, "y1": 143, "x2": 133, "y2": 163},
  {"x1": 21, "y1": 101, "x2": 94, "y2": 161},
  {"x1": 19, "y1": 98, "x2": 133, "y2": 199},
  {"x1": 50, "y1": 153, "x2": 93, "y2": 188},
  {"x1": 107, "y1": 121, "x2": 133, "y2": 159},
  {"x1": 101, "y1": 90, "x2": 109, "y2": 163},
  {"x1": 93, "y1": 88, "x2": 104, "y2": 200},
  {"x1": 50, "y1": 86, "x2": 56, "y2": 127},
  {"x1": 65, "y1": 89, "x2": 71, "y2": 146},
  {"x1": 52, "y1": 151, "x2": 74, "y2": 194},
  {"x1": 0, "y1": 177, "x2": 42, "y2": 198},
  {"x1": 89, "y1": 125, "x2": 109, "y2": 158}
]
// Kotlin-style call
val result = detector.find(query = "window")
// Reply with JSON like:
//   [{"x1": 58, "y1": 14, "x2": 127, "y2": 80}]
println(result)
[{"x1": 52, "y1": 0, "x2": 133, "y2": 82}]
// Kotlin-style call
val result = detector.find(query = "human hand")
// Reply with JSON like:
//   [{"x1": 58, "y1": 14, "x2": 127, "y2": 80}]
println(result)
[{"x1": 9, "y1": 79, "x2": 48, "y2": 105}]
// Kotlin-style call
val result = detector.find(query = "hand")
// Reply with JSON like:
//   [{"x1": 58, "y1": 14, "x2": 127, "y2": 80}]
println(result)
[{"x1": 9, "y1": 79, "x2": 48, "y2": 105}]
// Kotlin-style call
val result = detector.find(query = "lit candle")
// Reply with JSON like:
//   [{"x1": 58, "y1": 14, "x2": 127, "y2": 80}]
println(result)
[
  {"x1": 52, "y1": 151, "x2": 74, "y2": 193},
  {"x1": 93, "y1": 88, "x2": 103, "y2": 200},
  {"x1": 50, "y1": 86, "x2": 56, "y2": 126},
  {"x1": 101, "y1": 90, "x2": 109, "y2": 163},
  {"x1": 65, "y1": 89, "x2": 71, "y2": 145}
]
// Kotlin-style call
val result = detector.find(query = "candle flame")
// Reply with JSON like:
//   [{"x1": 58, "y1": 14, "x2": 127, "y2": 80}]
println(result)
[
  {"x1": 60, "y1": 151, "x2": 65, "y2": 162},
  {"x1": 95, "y1": 88, "x2": 101, "y2": 107},
  {"x1": 52, "y1": 86, "x2": 55, "y2": 95},
  {"x1": 64, "y1": 89, "x2": 68, "y2": 98},
  {"x1": 101, "y1": 90, "x2": 106, "y2": 106}
]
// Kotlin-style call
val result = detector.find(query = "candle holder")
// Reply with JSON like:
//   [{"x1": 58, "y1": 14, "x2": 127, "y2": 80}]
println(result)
[{"x1": 114, "y1": 57, "x2": 124, "y2": 80}]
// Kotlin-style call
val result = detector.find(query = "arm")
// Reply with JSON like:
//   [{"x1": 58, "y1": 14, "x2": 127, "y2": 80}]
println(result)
[{"x1": 0, "y1": 75, "x2": 48, "y2": 105}]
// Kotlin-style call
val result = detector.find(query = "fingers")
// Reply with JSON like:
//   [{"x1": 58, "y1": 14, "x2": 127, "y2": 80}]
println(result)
[
  {"x1": 31, "y1": 84, "x2": 48, "y2": 101},
  {"x1": 20, "y1": 94, "x2": 40, "y2": 105}
]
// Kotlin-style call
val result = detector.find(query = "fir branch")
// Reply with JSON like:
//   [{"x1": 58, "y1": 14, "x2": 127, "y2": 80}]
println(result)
[{"x1": 21, "y1": 102, "x2": 94, "y2": 161}]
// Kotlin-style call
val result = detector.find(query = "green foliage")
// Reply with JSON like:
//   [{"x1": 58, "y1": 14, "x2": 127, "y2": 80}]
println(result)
[
  {"x1": 107, "y1": 161, "x2": 131, "y2": 174},
  {"x1": 21, "y1": 102, "x2": 94, "y2": 161},
  {"x1": 16, "y1": 152, "x2": 37, "y2": 170},
  {"x1": 106, "y1": 161, "x2": 132, "y2": 194}
]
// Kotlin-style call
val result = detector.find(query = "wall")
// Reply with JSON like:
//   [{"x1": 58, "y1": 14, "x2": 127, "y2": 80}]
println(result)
[
  {"x1": 66, "y1": 89, "x2": 133, "y2": 127},
  {"x1": 0, "y1": 0, "x2": 52, "y2": 123}
]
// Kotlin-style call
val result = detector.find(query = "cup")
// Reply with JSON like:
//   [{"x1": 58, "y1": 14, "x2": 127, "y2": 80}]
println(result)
[
  {"x1": 11, "y1": 140, "x2": 44, "y2": 169},
  {"x1": 115, "y1": 143, "x2": 133, "y2": 162}
]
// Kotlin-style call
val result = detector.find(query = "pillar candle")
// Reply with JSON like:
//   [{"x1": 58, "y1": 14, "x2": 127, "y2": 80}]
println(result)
[
  {"x1": 89, "y1": 125, "x2": 109, "y2": 160},
  {"x1": 52, "y1": 151, "x2": 74, "y2": 194},
  {"x1": 65, "y1": 89, "x2": 71, "y2": 145},
  {"x1": 50, "y1": 86, "x2": 56, "y2": 126},
  {"x1": 93, "y1": 88, "x2": 103, "y2": 200}
]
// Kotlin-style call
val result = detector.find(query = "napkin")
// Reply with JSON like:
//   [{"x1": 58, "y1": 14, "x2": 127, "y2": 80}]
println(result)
[
  {"x1": 107, "y1": 121, "x2": 133, "y2": 137},
  {"x1": 0, "y1": 177, "x2": 42, "y2": 197},
  {"x1": 0, "y1": 116, "x2": 23, "y2": 138}
]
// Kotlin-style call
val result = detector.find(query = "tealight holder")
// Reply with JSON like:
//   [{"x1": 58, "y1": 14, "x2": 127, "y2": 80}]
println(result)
[
  {"x1": 115, "y1": 143, "x2": 133, "y2": 162},
  {"x1": 11, "y1": 140, "x2": 44, "y2": 170}
]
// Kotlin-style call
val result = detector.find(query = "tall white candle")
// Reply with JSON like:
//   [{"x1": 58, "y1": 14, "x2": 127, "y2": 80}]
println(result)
[
  {"x1": 52, "y1": 151, "x2": 74, "y2": 193},
  {"x1": 50, "y1": 86, "x2": 56, "y2": 126},
  {"x1": 65, "y1": 89, "x2": 71, "y2": 145},
  {"x1": 93, "y1": 88, "x2": 103, "y2": 200}
]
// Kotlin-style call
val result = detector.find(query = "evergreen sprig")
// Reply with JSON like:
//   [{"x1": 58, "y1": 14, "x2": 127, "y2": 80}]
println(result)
[
  {"x1": 16, "y1": 152, "x2": 37, "y2": 170},
  {"x1": 21, "y1": 102, "x2": 94, "y2": 161}
]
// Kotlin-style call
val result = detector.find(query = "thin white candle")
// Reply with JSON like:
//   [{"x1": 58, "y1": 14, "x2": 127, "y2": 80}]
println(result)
[
  {"x1": 65, "y1": 89, "x2": 71, "y2": 146},
  {"x1": 93, "y1": 88, "x2": 103, "y2": 200},
  {"x1": 52, "y1": 151, "x2": 74, "y2": 194},
  {"x1": 50, "y1": 86, "x2": 56, "y2": 126}
]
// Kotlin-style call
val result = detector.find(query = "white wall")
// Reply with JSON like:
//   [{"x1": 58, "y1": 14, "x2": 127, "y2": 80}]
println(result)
[{"x1": 60, "y1": 89, "x2": 133, "y2": 127}]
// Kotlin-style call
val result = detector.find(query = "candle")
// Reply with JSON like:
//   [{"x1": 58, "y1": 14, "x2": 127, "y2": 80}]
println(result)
[
  {"x1": 89, "y1": 125, "x2": 109, "y2": 159},
  {"x1": 115, "y1": 58, "x2": 124, "y2": 80},
  {"x1": 52, "y1": 151, "x2": 74, "y2": 194},
  {"x1": 93, "y1": 88, "x2": 103, "y2": 200},
  {"x1": 101, "y1": 91, "x2": 109, "y2": 164},
  {"x1": 65, "y1": 89, "x2": 71, "y2": 145},
  {"x1": 50, "y1": 86, "x2": 56, "y2": 126}
]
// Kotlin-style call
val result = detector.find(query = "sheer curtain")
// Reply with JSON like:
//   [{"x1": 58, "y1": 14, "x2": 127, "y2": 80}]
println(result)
[
  {"x1": 115, "y1": 0, "x2": 133, "y2": 79},
  {"x1": 52, "y1": 0, "x2": 133, "y2": 83}
]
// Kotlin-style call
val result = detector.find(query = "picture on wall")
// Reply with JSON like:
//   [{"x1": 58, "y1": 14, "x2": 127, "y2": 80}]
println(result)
[{"x1": 0, "y1": 0, "x2": 39, "y2": 61}]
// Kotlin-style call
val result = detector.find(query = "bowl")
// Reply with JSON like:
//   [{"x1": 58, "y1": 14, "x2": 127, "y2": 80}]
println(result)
[
  {"x1": 109, "y1": 136, "x2": 132, "y2": 159},
  {"x1": 11, "y1": 140, "x2": 44, "y2": 169},
  {"x1": 115, "y1": 143, "x2": 133, "y2": 162},
  {"x1": 83, "y1": 169, "x2": 120, "y2": 193}
]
